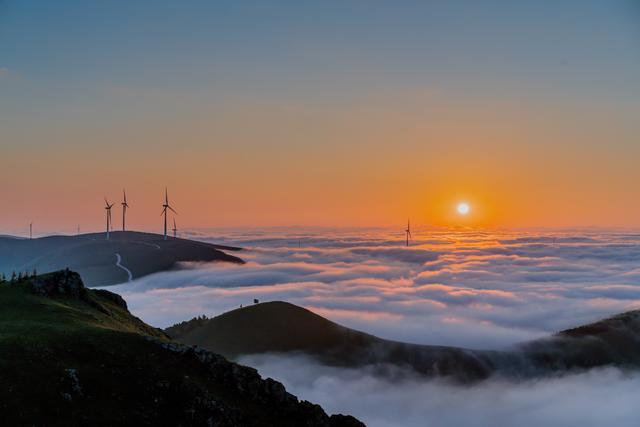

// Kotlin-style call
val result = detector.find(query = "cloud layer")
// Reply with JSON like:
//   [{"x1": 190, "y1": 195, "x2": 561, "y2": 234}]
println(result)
[
  {"x1": 111, "y1": 228, "x2": 640, "y2": 349},
  {"x1": 107, "y1": 228, "x2": 640, "y2": 425},
  {"x1": 241, "y1": 353, "x2": 640, "y2": 427}
]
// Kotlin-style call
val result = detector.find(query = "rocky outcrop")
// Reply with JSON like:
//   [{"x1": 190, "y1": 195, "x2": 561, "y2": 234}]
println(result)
[
  {"x1": 92, "y1": 288, "x2": 128, "y2": 310},
  {"x1": 30, "y1": 269, "x2": 87, "y2": 298},
  {"x1": 147, "y1": 338, "x2": 365, "y2": 427},
  {"x1": 29, "y1": 269, "x2": 126, "y2": 316}
]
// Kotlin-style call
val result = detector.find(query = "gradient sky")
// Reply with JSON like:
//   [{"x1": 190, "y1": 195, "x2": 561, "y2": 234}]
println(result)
[{"x1": 1, "y1": 0, "x2": 639, "y2": 233}]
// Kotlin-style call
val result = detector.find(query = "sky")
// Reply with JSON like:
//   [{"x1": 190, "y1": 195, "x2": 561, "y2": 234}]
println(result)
[{"x1": 1, "y1": 0, "x2": 640, "y2": 232}]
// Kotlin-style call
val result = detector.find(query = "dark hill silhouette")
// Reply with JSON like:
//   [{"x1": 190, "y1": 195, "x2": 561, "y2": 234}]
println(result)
[
  {"x1": 167, "y1": 302, "x2": 377, "y2": 357},
  {"x1": 0, "y1": 231, "x2": 244, "y2": 287},
  {"x1": 517, "y1": 310, "x2": 640, "y2": 374},
  {"x1": 167, "y1": 301, "x2": 640, "y2": 382},
  {"x1": 167, "y1": 302, "x2": 498, "y2": 381},
  {"x1": 0, "y1": 271, "x2": 363, "y2": 426}
]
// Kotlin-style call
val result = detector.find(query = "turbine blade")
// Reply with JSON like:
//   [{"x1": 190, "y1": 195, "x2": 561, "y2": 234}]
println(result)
[{"x1": 168, "y1": 206, "x2": 177, "y2": 214}]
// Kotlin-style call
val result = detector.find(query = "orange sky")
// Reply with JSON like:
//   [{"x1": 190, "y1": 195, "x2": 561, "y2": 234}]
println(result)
[
  {"x1": 2, "y1": 1, "x2": 639, "y2": 233},
  {"x1": 2, "y1": 90, "x2": 639, "y2": 233}
]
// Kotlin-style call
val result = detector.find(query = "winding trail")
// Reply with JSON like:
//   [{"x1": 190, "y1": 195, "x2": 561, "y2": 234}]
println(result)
[
  {"x1": 132, "y1": 241, "x2": 161, "y2": 250},
  {"x1": 114, "y1": 253, "x2": 133, "y2": 282}
]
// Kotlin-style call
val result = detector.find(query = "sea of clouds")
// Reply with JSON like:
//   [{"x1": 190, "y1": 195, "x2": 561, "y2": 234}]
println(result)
[
  {"x1": 112, "y1": 227, "x2": 640, "y2": 348},
  {"x1": 240, "y1": 353, "x2": 640, "y2": 427},
  {"x1": 109, "y1": 227, "x2": 640, "y2": 426}
]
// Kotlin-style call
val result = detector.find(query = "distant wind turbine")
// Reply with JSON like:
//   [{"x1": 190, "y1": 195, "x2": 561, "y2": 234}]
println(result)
[
  {"x1": 161, "y1": 188, "x2": 177, "y2": 240},
  {"x1": 105, "y1": 198, "x2": 114, "y2": 240},
  {"x1": 172, "y1": 218, "x2": 178, "y2": 239},
  {"x1": 405, "y1": 219, "x2": 412, "y2": 247},
  {"x1": 29, "y1": 221, "x2": 33, "y2": 240},
  {"x1": 121, "y1": 189, "x2": 129, "y2": 231}
]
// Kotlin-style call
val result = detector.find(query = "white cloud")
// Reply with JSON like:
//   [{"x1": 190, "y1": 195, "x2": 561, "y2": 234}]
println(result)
[
  {"x1": 110, "y1": 228, "x2": 640, "y2": 348},
  {"x1": 241, "y1": 353, "x2": 640, "y2": 427},
  {"x1": 106, "y1": 228, "x2": 640, "y2": 424}
]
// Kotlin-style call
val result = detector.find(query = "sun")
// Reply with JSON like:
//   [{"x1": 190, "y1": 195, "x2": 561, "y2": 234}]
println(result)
[{"x1": 457, "y1": 202, "x2": 470, "y2": 215}]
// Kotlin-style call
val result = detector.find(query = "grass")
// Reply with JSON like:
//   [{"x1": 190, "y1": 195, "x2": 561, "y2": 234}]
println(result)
[{"x1": 0, "y1": 278, "x2": 356, "y2": 426}]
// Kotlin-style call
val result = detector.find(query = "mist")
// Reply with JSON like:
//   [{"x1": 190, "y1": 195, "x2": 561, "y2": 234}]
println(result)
[
  {"x1": 104, "y1": 228, "x2": 640, "y2": 424},
  {"x1": 241, "y1": 353, "x2": 640, "y2": 427},
  {"x1": 111, "y1": 228, "x2": 640, "y2": 349}
]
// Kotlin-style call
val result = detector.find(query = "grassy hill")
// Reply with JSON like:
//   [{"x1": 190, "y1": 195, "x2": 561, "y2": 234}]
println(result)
[
  {"x1": 167, "y1": 301, "x2": 498, "y2": 381},
  {"x1": 0, "y1": 272, "x2": 363, "y2": 426},
  {"x1": 0, "y1": 231, "x2": 244, "y2": 287},
  {"x1": 166, "y1": 301, "x2": 377, "y2": 357},
  {"x1": 167, "y1": 301, "x2": 640, "y2": 382}
]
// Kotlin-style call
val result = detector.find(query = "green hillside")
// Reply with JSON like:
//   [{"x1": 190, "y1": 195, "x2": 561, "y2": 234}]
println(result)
[{"x1": 0, "y1": 272, "x2": 363, "y2": 426}]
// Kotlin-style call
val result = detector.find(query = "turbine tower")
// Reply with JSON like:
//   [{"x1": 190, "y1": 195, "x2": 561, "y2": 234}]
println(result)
[
  {"x1": 121, "y1": 189, "x2": 129, "y2": 231},
  {"x1": 161, "y1": 188, "x2": 177, "y2": 240},
  {"x1": 105, "y1": 198, "x2": 114, "y2": 240},
  {"x1": 172, "y1": 218, "x2": 178, "y2": 239},
  {"x1": 405, "y1": 218, "x2": 412, "y2": 247},
  {"x1": 29, "y1": 222, "x2": 32, "y2": 240}
]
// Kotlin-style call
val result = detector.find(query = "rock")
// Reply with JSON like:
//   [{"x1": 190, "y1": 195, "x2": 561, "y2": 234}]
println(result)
[
  {"x1": 92, "y1": 289, "x2": 128, "y2": 309},
  {"x1": 145, "y1": 337, "x2": 366, "y2": 426},
  {"x1": 330, "y1": 414, "x2": 366, "y2": 427},
  {"x1": 30, "y1": 270, "x2": 86, "y2": 298}
]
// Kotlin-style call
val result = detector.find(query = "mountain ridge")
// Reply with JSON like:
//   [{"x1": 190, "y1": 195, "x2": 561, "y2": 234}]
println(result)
[
  {"x1": 167, "y1": 301, "x2": 640, "y2": 382},
  {"x1": 0, "y1": 231, "x2": 244, "y2": 286},
  {"x1": 0, "y1": 271, "x2": 363, "y2": 426}
]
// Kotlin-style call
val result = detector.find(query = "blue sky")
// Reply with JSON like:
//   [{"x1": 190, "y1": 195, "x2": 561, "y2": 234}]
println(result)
[
  {"x1": 1, "y1": 1, "x2": 640, "y2": 230},
  {"x1": 3, "y1": 0, "x2": 638, "y2": 118}
]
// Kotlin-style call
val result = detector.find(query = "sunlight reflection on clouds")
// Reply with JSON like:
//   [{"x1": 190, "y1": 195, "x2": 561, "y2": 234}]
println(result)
[{"x1": 111, "y1": 228, "x2": 640, "y2": 349}]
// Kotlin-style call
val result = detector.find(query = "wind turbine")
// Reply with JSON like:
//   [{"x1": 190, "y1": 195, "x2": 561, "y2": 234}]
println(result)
[
  {"x1": 161, "y1": 188, "x2": 177, "y2": 240},
  {"x1": 172, "y1": 218, "x2": 178, "y2": 239},
  {"x1": 29, "y1": 222, "x2": 32, "y2": 240},
  {"x1": 105, "y1": 198, "x2": 114, "y2": 240},
  {"x1": 405, "y1": 218, "x2": 412, "y2": 247},
  {"x1": 121, "y1": 189, "x2": 129, "y2": 231}
]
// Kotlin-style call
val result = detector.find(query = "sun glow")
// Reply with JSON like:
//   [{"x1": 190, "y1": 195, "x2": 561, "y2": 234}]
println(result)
[{"x1": 457, "y1": 202, "x2": 470, "y2": 215}]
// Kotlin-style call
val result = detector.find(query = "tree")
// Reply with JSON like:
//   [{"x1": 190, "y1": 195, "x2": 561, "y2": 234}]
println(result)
[{"x1": 10, "y1": 271, "x2": 16, "y2": 284}]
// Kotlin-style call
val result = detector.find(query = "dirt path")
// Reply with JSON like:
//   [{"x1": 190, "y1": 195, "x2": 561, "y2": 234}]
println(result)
[{"x1": 114, "y1": 253, "x2": 133, "y2": 282}]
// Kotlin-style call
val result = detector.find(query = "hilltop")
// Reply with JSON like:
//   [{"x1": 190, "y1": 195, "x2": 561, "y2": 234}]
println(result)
[
  {"x1": 0, "y1": 271, "x2": 363, "y2": 426},
  {"x1": 167, "y1": 301, "x2": 497, "y2": 381},
  {"x1": 166, "y1": 301, "x2": 377, "y2": 357},
  {"x1": 0, "y1": 231, "x2": 244, "y2": 287},
  {"x1": 167, "y1": 301, "x2": 640, "y2": 382}
]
